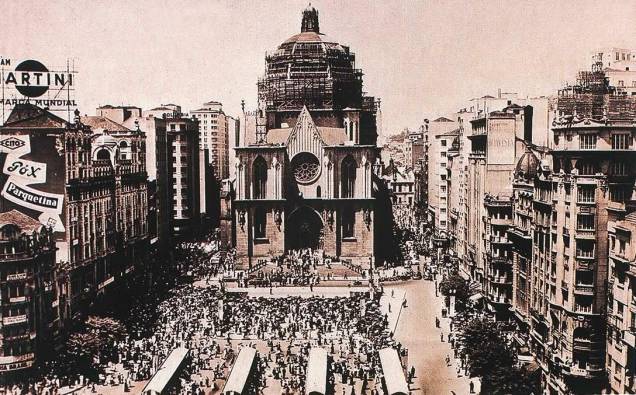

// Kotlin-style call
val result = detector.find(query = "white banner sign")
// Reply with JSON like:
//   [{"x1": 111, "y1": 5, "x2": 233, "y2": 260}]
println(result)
[
  {"x1": 0, "y1": 135, "x2": 30, "y2": 157},
  {"x1": 1, "y1": 179, "x2": 63, "y2": 214},
  {"x1": 3, "y1": 158, "x2": 46, "y2": 184}
]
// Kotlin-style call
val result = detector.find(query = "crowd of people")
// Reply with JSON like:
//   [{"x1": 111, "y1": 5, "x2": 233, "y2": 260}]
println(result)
[{"x1": 1, "y1": 216, "x2": 427, "y2": 395}]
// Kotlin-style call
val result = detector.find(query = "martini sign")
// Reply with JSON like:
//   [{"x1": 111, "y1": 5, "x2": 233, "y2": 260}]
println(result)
[{"x1": 0, "y1": 56, "x2": 77, "y2": 121}]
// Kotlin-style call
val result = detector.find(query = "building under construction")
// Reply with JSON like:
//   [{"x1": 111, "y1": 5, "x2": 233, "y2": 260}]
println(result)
[
  {"x1": 256, "y1": 5, "x2": 378, "y2": 145},
  {"x1": 556, "y1": 64, "x2": 636, "y2": 119}
]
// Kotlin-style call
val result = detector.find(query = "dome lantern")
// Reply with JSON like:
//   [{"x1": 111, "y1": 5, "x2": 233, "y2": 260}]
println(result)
[{"x1": 301, "y1": 3, "x2": 319, "y2": 33}]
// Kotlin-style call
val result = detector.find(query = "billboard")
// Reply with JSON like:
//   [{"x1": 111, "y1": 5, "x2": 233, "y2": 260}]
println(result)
[
  {"x1": 0, "y1": 56, "x2": 77, "y2": 124},
  {"x1": 0, "y1": 132, "x2": 66, "y2": 235},
  {"x1": 486, "y1": 119, "x2": 516, "y2": 165}
]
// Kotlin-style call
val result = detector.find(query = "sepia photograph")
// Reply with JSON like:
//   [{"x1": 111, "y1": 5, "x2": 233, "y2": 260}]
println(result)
[{"x1": 0, "y1": 1, "x2": 635, "y2": 394}]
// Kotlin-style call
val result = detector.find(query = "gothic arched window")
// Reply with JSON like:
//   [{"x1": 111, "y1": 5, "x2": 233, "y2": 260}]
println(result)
[
  {"x1": 253, "y1": 156, "x2": 268, "y2": 199},
  {"x1": 341, "y1": 155, "x2": 357, "y2": 198}
]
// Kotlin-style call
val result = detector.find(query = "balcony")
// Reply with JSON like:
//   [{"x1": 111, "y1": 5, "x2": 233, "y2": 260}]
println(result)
[
  {"x1": 491, "y1": 218, "x2": 511, "y2": 226},
  {"x1": 562, "y1": 364, "x2": 606, "y2": 378},
  {"x1": 574, "y1": 229, "x2": 596, "y2": 240},
  {"x1": 574, "y1": 304, "x2": 594, "y2": 314},
  {"x1": 574, "y1": 284, "x2": 595, "y2": 295},
  {"x1": 490, "y1": 235, "x2": 512, "y2": 244},
  {"x1": 488, "y1": 254, "x2": 510, "y2": 265},
  {"x1": 576, "y1": 260, "x2": 594, "y2": 271},
  {"x1": 489, "y1": 295, "x2": 511, "y2": 305},
  {"x1": 491, "y1": 276, "x2": 512, "y2": 285}
]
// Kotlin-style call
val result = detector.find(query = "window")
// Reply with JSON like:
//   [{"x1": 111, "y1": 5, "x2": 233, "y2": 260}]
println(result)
[
  {"x1": 610, "y1": 161, "x2": 629, "y2": 176},
  {"x1": 341, "y1": 155, "x2": 357, "y2": 198},
  {"x1": 619, "y1": 80, "x2": 625, "y2": 87},
  {"x1": 577, "y1": 186, "x2": 595, "y2": 203},
  {"x1": 254, "y1": 208, "x2": 266, "y2": 238},
  {"x1": 342, "y1": 208, "x2": 355, "y2": 238},
  {"x1": 576, "y1": 240, "x2": 595, "y2": 258},
  {"x1": 612, "y1": 133, "x2": 630, "y2": 150},
  {"x1": 576, "y1": 161, "x2": 596, "y2": 175},
  {"x1": 441, "y1": 140, "x2": 447, "y2": 147},
  {"x1": 441, "y1": 152, "x2": 447, "y2": 157},
  {"x1": 579, "y1": 134, "x2": 597, "y2": 150},
  {"x1": 610, "y1": 186, "x2": 629, "y2": 202},
  {"x1": 577, "y1": 214, "x2": 595, "y2": 230},
  {"x1": 253, "y1": 156, "x2": 268, "y2": 199}
]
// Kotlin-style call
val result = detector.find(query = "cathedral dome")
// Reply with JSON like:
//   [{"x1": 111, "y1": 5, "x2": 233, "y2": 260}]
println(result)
[
  {"x1": 261, "y1": 5, "x2": 363, "y2": 111},
  {"x1": 515, "y1": 147, "x2": 539, "y2": 179}
]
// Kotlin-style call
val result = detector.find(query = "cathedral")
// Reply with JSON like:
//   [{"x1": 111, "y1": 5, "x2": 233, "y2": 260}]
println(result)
[{"x1": 232, "y1": 5, "x2": 389, "y2": 269}]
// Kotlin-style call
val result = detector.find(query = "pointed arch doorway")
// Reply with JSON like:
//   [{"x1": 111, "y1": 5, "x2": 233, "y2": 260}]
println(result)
[{"x1": 286, "y1": 206, "x2": 324, "y2": 251}]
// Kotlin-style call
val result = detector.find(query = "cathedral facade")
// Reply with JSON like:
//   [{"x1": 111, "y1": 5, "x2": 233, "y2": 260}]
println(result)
[{"x1": 232, "y1": 6, "x2": 386, "y2": 269}]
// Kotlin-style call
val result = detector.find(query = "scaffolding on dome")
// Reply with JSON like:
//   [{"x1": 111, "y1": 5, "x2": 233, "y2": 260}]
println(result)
[{"x1": 258, "y1": 40, "x2": 366, "y2": 112}]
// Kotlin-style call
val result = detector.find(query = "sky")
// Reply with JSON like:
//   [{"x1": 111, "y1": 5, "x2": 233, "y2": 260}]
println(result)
[{"x1": 1, "y1": 0, "x2": 634, "y2": 135}]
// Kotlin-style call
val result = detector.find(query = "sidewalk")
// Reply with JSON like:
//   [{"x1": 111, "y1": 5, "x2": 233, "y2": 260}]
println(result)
[{"x1": 379, "y1": 288, "x2": 406, "y2": 334}]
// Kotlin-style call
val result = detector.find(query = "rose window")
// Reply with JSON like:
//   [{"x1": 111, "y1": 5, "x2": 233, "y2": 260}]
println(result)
[{"x1": 291, "y1": 153, "x2": 320, "y2": 184}]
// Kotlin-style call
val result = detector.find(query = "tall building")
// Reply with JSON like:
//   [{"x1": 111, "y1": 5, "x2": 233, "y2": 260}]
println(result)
[
  {"x1": 509, "y1": 147, "x2": 541, "y2": 350},
  {"x1": 531, "y1": 69, "x2": 636, "y2": 394},
  {"x1": 414, "y1": 121, "x2": 430, "y2": 211},
  {"x1": 0, "y1": 104, "x2": 149, "y2": 345},
  {"x1": 426, "y1": 116, "x2": 458, "y2": 236},
  {"x1": 165, "y1": 116, "x2": 201, "y2": 239},
  {"x1": 191, "y1": 101, "x2": 229, "y2": 180},
  {"x1": 101, "y1": 106, "x2": 207, "y2": 245},
  {"x1": 463, "y1": 105, "x2": 533, "y2": 318},
  {"x1": 0, "y1": 210, "x2": 55, "y2": 375},
  {"x1": 232, "y1": 5, "x2": 386, "y2": 269},
  {"x1": 494, "y1": 66, "x2": 636, "y2": 394}
]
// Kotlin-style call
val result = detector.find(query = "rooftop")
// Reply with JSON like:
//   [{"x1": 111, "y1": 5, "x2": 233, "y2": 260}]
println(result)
[
  {"x1": 0, "y1": 210, "x2": 43, "y2": 233},
  {"x1": 81, "y1": 116, "x2": 131, "y2": 132}
]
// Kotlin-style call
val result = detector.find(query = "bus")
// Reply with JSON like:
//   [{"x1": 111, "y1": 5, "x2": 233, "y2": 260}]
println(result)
[
  {"x1": 378, "y1": 348, "x2": 409, "y2": 395},
  {"x1": 142, "y1": 347, "x2": 190, "y2": 395},
  {"x1": 305, "y1": 347, "x2": 328, "y2": 395},
  {"x1": 223, "y1": 347, "x2": 258, "y2": 395}
]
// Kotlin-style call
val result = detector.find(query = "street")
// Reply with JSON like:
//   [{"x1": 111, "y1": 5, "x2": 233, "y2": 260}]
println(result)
[{"x1": 386, "y1": 280, "x2": 478, "y2": 395}]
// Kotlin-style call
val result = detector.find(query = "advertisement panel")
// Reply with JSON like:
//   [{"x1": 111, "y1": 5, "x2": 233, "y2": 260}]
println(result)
[
  {"x1": 0, "y1": 56, "x2": 77, "y2": 124},
  {"x1": 0, "y1": 132, "x2": 67, "y2": 234},
  {"x1": 486, "y1": 119, "x2": 516, "y2": 165}
]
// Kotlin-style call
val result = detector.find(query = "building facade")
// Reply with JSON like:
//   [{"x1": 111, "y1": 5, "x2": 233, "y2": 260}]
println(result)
[
  {"x1": 191, "y1": 101, "x2": 229, "y2": 180},
  {"x1": 232, "y1": 6, "x2": 384, "y2": 269},
  {"x1": 0, "y1": 210, "x2": 55, "y2": 375},
  {"x1": 165, "y1": 116, "x2": 201, "y2": 239},
  {"x1": 0, "y1": 105, "x2": 149, "y2": 349}
]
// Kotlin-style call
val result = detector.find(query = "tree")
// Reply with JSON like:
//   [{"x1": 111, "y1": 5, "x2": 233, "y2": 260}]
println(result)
[
  {"x1": 461, "y1": 318, "x2": 515, "y2": 379},
  {"x1": 63, "y1": 315, "x2": 128, "y2": 377},
  {"x1": 438, "y1": 274, "x2": 471, "y2": 311},
  {"x1": 481, "y1": 365, "x2": 536, "y2": 395}
]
